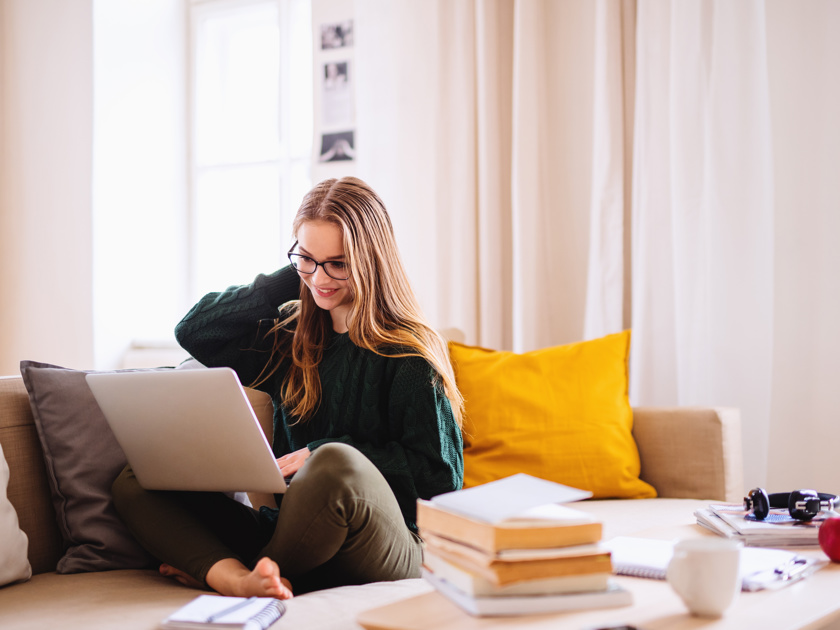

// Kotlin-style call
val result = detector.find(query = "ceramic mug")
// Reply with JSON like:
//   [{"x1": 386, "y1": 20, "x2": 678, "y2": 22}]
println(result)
[{"x1": 666, "y1": 538, "x2": 742, "y2": 618}]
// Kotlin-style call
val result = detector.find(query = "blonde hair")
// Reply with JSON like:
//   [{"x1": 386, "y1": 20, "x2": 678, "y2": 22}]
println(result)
[{"x1": 258, "y1": 177, "x2": 464, "y2": 426}]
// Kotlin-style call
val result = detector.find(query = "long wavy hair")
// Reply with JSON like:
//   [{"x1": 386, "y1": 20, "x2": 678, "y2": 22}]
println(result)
[{"x1": 258, "y1": 177, "x2": 464, "y2": 426}]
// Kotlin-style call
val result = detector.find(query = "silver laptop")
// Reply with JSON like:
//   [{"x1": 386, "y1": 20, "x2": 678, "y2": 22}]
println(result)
[{"x1": 86, "y1": 368, "x2": 287, "y2": 494}]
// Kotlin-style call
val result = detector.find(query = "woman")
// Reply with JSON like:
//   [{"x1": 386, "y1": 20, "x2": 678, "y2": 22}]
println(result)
[{"x1": 112, "y1": 177, "x2": 464, "y2": 599}]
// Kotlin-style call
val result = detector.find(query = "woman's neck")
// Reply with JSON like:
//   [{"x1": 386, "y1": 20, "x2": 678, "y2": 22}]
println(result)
[{"x1": 330, "y1": 306, "x2": 350, "y2": 334}]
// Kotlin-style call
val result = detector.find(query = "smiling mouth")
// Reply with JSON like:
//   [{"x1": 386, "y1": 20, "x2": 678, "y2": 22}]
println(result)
[{"x1": 314, "y1": 287, "x2": 338, "y2": 297}]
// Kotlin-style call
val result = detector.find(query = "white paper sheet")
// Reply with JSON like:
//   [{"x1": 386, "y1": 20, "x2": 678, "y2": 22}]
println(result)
[{"x1": 430, "y1": 473, "x2": 592, "y2": 523}]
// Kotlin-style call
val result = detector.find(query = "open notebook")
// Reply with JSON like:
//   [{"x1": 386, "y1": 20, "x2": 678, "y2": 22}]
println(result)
[
  {"x1": 604, "y1": 536, "x2": 827, "y2": 591},
  {"x1": 604, "y1": 537, "x2": 826, "y2": 591}
]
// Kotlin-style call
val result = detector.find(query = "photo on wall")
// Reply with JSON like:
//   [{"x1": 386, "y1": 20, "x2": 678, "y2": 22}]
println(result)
[
  {"x1": 319, "y1": 131, "x2": 355, "y2": 162},
  {"x1": 323, "y1": 61, "x2": 353, "y2": 128},
  {"x1": 321, "y1": 20, "x2": 353, "y2": 49}
]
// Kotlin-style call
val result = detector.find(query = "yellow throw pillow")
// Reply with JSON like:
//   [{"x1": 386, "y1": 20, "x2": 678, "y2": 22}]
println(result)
[{"x1": 449, "y1": 331, "x2": 656, "y2": 499}]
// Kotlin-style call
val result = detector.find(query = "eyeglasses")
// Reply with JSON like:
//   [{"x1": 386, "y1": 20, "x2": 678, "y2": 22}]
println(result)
[{"x1": 288, "y1": 252, "x2": 351, "y2": 280}]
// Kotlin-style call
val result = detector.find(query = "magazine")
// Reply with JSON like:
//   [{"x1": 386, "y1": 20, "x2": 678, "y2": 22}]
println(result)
[{"x1": 695, "y1": 504, "x2": 825, "y2": 547}]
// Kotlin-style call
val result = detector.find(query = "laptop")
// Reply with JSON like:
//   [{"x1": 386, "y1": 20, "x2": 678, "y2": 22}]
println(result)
[{"x1": 86, "y1": 368, "x2": 287, "y2": 494}]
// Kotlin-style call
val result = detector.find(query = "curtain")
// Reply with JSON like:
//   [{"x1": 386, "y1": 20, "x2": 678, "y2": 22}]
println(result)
[
  {"x1": 354, "y1": 0, "x2": 597, "y2": 353},
  {"x1": 583, "y1": 0, "x2": 635, "y2": 338},
  {"x1": 587, "y1": 0, "x2": 775, "y2": 486},
  {"x1": 354, "y1": 0, "x2": 776, "y2": 486}
]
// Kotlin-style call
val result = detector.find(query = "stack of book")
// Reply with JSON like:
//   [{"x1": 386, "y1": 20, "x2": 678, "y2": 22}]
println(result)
[{"x1": 417, "y1": 475, "x2": 632, "y2": 617}]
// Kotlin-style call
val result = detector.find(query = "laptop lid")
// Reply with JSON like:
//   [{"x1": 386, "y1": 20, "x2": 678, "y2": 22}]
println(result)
[{"x1": 86, "y1": 368, "x2": 286, "y2": 494}]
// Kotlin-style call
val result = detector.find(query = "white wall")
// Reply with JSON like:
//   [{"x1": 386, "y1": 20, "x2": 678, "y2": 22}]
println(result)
[
  {"x1": 0, "y1": 0, "x2": 94, "y2": 374},
  {"x1": 765, "y1": 0, "x2": 840, "y2": 491},
  {"x1": 0, "y1": 0, "x2": 187, "y2": 374},
  {"x1": 92, "y1": 0, "x2": 188, "y2": 369}
]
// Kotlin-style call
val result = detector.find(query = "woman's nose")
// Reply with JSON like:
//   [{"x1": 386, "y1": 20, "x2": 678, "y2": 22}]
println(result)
[{"x1": 312, "y1": 264, "x2": 331, "y2": 283}]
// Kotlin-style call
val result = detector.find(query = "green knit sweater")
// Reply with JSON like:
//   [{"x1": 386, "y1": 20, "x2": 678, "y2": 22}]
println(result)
[{"x1": 174, "y1": 265, "x2": 463, "y2": 532}]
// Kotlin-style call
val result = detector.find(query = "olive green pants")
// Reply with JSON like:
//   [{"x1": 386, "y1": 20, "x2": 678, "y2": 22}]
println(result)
[{"x1": 112, "y1": 443, "x2": 422, "y2": 593}]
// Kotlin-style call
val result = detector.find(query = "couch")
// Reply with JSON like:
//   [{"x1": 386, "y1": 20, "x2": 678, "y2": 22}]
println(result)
[{"x1": 0, "y1": 368, "x2": 743, "y2": 630}]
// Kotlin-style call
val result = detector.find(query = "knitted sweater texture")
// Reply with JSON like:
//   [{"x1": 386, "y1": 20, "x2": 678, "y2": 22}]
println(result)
[{"x1": 174, "y1": 265, "x2": 464, "y2": 531}]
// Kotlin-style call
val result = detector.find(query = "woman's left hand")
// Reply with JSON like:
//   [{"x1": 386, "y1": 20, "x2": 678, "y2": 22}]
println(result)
[{"x1": 277, "y1": 447, "x2": 311, "y2": 477}]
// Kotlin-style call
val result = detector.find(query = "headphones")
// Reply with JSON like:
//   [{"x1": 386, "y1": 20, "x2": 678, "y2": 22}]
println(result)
[{"x1": 743, "y1": 488, "x2": 839, "y2": 522}]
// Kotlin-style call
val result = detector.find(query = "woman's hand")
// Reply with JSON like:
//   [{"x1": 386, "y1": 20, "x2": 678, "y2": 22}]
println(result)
[{"x1": 277, "y1": 447, "x2": 311, "y2": 478}]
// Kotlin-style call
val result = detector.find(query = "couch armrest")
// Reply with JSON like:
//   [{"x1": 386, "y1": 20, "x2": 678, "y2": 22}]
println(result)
[
  {"x1": 632, "y1": 407, "x2": 743, "y2": 503},
  {"x1": 0, "y1": 376, "x2": 64, "y2": 574}
]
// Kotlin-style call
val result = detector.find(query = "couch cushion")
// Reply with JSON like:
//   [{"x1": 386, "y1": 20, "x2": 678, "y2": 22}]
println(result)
[
  {"x1": 449, "y1": 331, "x2": 656, "y2": 499},
  {"x1": 0, "y1": 569, "x2": 432, "y2": 630},
  {"x1": 19, "y1": 361, "x2": 156, "y2": 573},
  {"x1": 0, "y1": 441, "x2": 31, "y2": 586}
]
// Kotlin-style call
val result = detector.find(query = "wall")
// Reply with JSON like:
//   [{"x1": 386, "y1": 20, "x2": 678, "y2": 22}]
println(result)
[
  {"x1": 765, "y1": 0, "x2": 840, "y2": 491},
  {"x1": 0, "y1": 0, "x2": 94, "y2": 374}
]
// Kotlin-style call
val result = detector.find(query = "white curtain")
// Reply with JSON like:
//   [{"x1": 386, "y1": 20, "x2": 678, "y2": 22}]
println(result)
[
  {"x1": 583, "y1": 0, "x2": 635, "y2": 338},
  {"x1": 354, "y1": 0, "x2": 786, "y2": 488},
  {"x1": 354, "y1": 0, "x2": 597, "y2": 353},
  {"x1": 587, "y1": 0, "x2": 775, "y2": 486}
]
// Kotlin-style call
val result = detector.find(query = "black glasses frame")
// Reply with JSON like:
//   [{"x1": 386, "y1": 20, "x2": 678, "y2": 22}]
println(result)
[{"x1": 287, "y1": 250, "x2": 351, "y2": 280}]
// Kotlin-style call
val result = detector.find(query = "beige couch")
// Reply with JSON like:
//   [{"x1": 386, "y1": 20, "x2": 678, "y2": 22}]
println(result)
[{"x1": 0, "y1": 374, "x2": 743, "y2": 630}]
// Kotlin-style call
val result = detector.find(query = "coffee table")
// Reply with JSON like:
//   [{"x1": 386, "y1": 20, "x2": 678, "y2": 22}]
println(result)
[{"x1": 357, "y1": 525, "x2": 840, "y2": 630}]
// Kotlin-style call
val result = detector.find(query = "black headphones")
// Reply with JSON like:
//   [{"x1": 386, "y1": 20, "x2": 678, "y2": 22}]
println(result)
[{"x1": 743, "y1": 488, "x2": 839, "y2": 522}]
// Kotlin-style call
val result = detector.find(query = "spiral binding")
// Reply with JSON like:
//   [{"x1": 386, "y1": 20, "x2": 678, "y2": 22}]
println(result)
[
  {"x1": 243, "y1": 600, "x2": 286, "y2": 630},
  {"x1": 614, "y1": 565, "x2": 666, "y2": 580}
]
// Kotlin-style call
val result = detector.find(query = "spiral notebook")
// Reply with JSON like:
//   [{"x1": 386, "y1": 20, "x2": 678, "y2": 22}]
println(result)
[
  {"x1": 160, "y1": 595, "x2": 285, "y2": 629},
  {"x1": 604, "y1": 536, "x2": 826, "y2": 592}
]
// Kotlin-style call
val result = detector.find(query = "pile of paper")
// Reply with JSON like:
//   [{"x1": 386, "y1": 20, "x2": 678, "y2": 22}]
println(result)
[{"x1": 695, "y1": 504, "x2": 822, "y2": 547}]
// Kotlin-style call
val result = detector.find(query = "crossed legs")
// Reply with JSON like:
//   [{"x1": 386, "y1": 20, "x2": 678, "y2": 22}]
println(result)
[{"x1": 112, "y1": 443, "x2": 421, "y2": 597}]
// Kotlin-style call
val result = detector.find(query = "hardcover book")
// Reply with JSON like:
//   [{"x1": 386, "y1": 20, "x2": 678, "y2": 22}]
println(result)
[
  {"x1": 417, "y1": 499, "x2": 602, "y2": 554},
  {"x1": 422, "y1": 569, "x2": 632, "y2": 617}
]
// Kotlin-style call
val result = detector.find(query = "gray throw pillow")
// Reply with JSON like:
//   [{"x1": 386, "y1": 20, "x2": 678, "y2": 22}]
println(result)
[{"x1": 19, "y1": 360, "x2": 156, "y2": 573}]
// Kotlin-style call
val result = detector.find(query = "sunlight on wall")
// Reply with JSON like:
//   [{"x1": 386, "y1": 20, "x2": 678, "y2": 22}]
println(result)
[
  {"x1": 92, "y1": 0, "x2": 188, "y2": 370},
  {"x1": 191, "y1": 0, "x2": 313, "y2": 299},
  {"x1": 93, "y1": 0, "x2": 313, "y2": 370}
]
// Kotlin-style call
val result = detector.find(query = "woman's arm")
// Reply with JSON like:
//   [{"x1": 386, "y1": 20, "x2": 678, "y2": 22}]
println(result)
[
  {"x1": 306, "y1": 358, "x2": 464, "y2": 530},
  {"x1": 174, "y1": 265, "x2": 301, "y2": 389}
]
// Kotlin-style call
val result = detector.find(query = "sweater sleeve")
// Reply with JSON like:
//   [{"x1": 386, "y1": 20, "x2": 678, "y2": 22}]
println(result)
[
  {"x1": 174, "y1": 265, "x2": 301, "y2": 390},
  {"x1": 307, "y1": 358, "x2": 464, "y2": 530}
]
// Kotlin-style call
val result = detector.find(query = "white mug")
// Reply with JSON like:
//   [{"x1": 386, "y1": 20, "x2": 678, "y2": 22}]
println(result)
[{"x1": 666, "y1": 538, "x2": 742, "y2": 618}]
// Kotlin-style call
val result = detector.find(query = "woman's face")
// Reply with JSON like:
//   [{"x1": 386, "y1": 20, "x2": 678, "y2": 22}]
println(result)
[{"x1": 294, "y1": 220, "x2": 353, "y2": 333}]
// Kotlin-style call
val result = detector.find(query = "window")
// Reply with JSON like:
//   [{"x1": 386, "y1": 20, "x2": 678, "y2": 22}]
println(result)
[{"x1": 189, "y1": 0, "x2": 313, "y2": 300}]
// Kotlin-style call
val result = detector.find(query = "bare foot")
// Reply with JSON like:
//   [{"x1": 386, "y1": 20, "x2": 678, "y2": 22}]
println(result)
[
  {"x1": 159, "y1": 563, "x2": 205, "y2": 590},
  {"x1": 206, "y1": 557, "x2": 293, "y2": 600}
]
